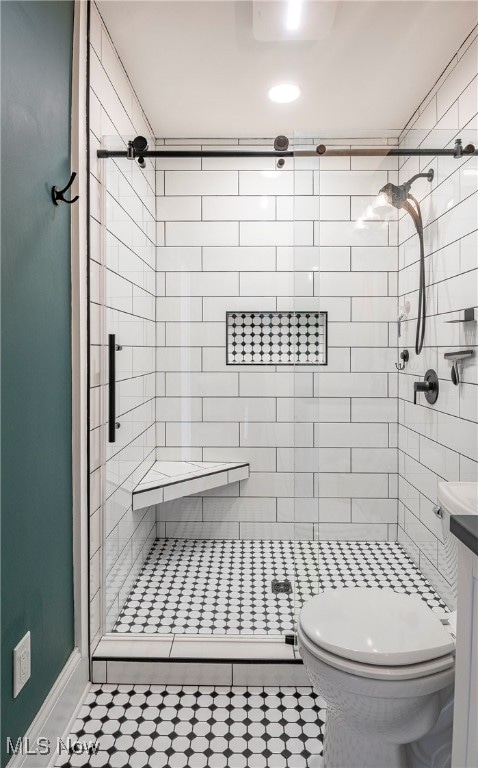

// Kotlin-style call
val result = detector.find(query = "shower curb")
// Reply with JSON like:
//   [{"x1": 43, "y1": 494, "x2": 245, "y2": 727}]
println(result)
[
  {"x1": 91, "y1": 657, "x2": 309, "y2": 686},
  {"x1": 91, "y1": 635, "x2": 309, "y2": 685}
]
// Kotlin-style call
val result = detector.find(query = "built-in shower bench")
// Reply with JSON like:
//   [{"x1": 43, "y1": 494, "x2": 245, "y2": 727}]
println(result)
[{"x1": 132, "y1": 460, "x2": 250, "y2": 511}]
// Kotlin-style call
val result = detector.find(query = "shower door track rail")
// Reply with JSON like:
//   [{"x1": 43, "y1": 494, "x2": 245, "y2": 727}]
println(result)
[{"x1": 97, "y1": 140, "x2": 477, "y2": 160}]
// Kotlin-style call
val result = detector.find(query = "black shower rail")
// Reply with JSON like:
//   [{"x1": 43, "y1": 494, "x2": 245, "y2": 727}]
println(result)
[
  {"x1": 97, "y1": 148, "x2": 295, "y2": 158},
  {"x1": 97, "y1": 137, "x2": 476, "y2": 160}
]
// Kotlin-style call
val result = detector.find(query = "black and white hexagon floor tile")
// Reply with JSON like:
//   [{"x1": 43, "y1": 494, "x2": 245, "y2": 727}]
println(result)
[
  {"x1": 55, "y1": 685, "x2": 325, "y2": 768},
  {"x1": 113, "y1": 539, "x2": 448, "y2": 634}
]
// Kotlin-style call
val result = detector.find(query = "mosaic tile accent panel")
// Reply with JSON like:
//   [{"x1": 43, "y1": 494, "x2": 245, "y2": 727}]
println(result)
[
  {"x1": 226, "y1": 312, "x2": 327, "y2": 366},
  {"x1": 113, "y1": 539, "x2": 448, "y2": 635},
  {"x1": 55, "y1": 685, "x2": 325, "y2": 768}
]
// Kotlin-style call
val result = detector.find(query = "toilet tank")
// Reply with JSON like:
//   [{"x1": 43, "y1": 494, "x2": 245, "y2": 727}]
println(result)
[{"x1": 438, "y1": 482, "x2": 478, "y2": 600}]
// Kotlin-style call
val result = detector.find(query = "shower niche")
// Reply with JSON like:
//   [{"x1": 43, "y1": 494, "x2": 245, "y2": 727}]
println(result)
[{"x1": 226, "y1": 310, "x2": 328, "y2": 366}]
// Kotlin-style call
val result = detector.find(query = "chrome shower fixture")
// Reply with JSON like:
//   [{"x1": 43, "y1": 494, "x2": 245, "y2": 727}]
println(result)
[{"x1": 378, "y1": 168, "x2": 434, "y2": 356}]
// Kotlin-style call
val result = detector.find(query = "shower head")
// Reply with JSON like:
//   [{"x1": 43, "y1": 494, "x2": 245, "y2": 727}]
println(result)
[
  {"x1": 377, "y1": 168, "x2": 434, "y2": 358},
  {"x1": 378, "y1": 181, "x2": 409, "y2": 209},
  {"x1": 378, "y1": 169, "x2": 434, "y2": 210}
]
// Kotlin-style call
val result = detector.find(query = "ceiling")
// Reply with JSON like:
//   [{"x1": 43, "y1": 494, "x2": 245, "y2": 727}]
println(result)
[{"x1": 97, "y1": 0, "x2": 478, "y2": 138}]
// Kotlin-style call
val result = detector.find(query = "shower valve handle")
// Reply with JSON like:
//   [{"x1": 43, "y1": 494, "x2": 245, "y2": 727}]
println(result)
[
  {"x1": 414, "y1": 380, "x2": 433, "y2": 404},
  {"x1": 413, "y1": 370, "x2": 439, "y2": 405}
]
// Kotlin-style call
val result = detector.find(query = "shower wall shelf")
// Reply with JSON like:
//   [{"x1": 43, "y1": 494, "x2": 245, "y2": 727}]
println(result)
[
  {"x1": 132, "y1": 460, "x2": 250, "y2": 511},
  {"x1": 445, "y1": 308, "x2": 476, "y2": 323}
]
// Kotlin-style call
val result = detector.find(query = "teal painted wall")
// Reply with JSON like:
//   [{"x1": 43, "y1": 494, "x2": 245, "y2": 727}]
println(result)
[{"x1": 1, "y1": 2, "x2": 75, "y2": 764}]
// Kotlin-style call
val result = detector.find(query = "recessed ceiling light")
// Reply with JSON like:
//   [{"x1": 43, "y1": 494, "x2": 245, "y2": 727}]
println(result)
[{"x1": 267, "y1": 83, "x2": 301, "y2": 104}]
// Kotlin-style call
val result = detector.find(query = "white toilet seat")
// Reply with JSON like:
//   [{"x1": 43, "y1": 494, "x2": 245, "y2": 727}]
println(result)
[
  {"x1": 298, "y1": 587, "x2": 455, "y2": 681},
  {"x1": 298, "y1": 624, "x2": 455, "y2": 683}
]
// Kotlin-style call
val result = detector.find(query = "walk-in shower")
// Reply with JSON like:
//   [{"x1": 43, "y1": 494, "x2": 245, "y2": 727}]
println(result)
[{"x1": 91, "y1": 128, "x2": 478, "y2": 666}]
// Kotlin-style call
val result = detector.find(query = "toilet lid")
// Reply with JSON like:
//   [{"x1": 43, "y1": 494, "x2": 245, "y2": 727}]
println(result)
[{"x1": 299, "y1": 588, "x2": 455, "y2": 666}]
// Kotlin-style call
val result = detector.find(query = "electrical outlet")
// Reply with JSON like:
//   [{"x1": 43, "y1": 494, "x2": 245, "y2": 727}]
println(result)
[{"x1": 13, "y1": 631, "x2": 31, "y2": 698}]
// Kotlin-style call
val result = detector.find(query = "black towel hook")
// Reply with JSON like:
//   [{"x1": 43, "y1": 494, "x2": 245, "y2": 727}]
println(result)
[
  {"x1": 51, "y1": 172, "x2": 79, "y2": 206},
  {"x1": 395, "y1": 349, "x2": 409, "y2": 371}
]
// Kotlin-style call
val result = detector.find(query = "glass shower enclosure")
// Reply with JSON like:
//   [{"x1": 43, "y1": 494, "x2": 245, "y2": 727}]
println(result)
[{"x1": 99, "y1": 136, "x2": 305, "y2": 645}]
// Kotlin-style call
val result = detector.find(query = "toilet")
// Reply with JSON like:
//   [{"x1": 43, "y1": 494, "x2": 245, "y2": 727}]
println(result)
[{"x1": 298, "y1": 482, "x2": 478, "y2": 768}]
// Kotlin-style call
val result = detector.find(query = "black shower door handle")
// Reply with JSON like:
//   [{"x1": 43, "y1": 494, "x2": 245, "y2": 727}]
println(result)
[{"x1": 108, "y1": 334, "x2": 120, "y2": 443}]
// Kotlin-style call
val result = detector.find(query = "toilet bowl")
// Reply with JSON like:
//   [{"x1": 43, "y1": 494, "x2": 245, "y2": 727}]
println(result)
[
  {"x1": 298, "y1": 482, "x2": 477, "y2": 768},
  {"x1": 298, "y1": 588, "x2": 455, "y2": 768}
]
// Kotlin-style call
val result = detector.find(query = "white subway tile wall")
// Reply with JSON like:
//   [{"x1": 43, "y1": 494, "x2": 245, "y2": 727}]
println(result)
[
  {"x1": 89, "y1": 4, "x2": 156, "y2": 644},
  {"x1": 397, "y1": 30, "x2": 478, "y2": 606},
  {"x1": 156, "y1": 136, "x2": 400, "y2": 542}
]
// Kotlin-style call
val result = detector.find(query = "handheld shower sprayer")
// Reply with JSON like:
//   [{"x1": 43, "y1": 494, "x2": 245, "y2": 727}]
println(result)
[
  {"x1": 379, "y1": 170, "x2": 434, "y2": 209},
  {"x1": 378, "y1": 169, "x2": 434, "y2": 356}
]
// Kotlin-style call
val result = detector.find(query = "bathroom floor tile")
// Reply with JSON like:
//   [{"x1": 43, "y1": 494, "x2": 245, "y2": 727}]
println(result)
[
  {"x1": 55, "y1": 684, "x2": 325, "y2": 768},
  {"x1": 113, "y1": 539, "x2": 448, "y2": 635}
]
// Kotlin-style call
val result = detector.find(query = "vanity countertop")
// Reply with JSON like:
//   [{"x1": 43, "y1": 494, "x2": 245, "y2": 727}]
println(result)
[{"x1": 450, "y1": 514, "x2": 478, "y2": 557}]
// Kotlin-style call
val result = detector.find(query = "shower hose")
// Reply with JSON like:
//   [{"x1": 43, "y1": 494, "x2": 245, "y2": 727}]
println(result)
[{"x1": 402, "y1": 195, "x2": 426, "y2": 355}]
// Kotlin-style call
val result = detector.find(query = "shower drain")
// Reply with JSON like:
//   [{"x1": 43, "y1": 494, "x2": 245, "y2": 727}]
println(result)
[{"x1": 271, "y1": 578, "x2": 293, "y2": 594}]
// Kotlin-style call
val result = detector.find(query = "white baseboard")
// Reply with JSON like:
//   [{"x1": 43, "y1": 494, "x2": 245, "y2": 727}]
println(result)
[{"x1": 6, "y1": 649, "x2": 89, "y2": 768}]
